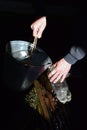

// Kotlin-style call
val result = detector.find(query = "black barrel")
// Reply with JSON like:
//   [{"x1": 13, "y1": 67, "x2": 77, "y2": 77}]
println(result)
[{"x1": 3, "y1": 40, "x2": 52, "y2": 91}]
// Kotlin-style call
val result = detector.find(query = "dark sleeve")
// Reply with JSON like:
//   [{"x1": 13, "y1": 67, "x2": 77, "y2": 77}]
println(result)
[
  {"x1": 64, "y1": 45, "x2": 86, "y2": 64},
  {"x1": 32, "y1": 0, "x2": 46, "y2": 19},
  {"x1": 64, "y1": 15, "x2": 87, "y2": 65}
]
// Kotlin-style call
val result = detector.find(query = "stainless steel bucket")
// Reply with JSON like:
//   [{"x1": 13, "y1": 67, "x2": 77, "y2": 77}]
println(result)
[{"x1": 3, "y1": 40, "x2": 52, "y2": 91}]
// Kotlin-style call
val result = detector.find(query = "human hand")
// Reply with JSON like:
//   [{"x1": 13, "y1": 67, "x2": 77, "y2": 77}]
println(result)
[
  {"x1": 31, "y1": 16, "x2": 46, "y2": 38},
  {"x1": 48, "y1": 58, "x2": 71, "y2": 83}
]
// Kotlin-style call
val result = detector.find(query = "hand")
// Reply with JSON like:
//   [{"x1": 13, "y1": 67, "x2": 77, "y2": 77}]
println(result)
[
  {"x1": 48, "y1": 58, "x2": 71, "y2": 83},
  {"x1": 31, "y1": 16, "x2": 47, "y2": 38}
]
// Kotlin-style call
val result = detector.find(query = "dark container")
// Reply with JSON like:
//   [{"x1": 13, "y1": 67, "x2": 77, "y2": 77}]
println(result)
[{"x1": 3, "y1": 40, "x2": 52, "y2": 91}]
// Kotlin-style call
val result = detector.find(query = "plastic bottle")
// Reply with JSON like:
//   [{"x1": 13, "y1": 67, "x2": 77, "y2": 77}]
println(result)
[{"x1": 48, "y1": 65, "x2": 72, "y2": 104}]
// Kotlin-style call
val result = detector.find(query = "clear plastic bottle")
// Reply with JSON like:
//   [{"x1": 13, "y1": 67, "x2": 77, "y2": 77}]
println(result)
[{"x1": 48, "y1": 65, "x2": 72, "y2": 104}]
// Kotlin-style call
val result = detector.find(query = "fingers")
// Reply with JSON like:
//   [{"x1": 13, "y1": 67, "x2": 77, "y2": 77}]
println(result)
[
  {"x1": 60, "y1": 73, "x2": 67, "y2": 83},
  {"x1": 30, "y1": 17, "x2": 46, "y2": 38},
  {"x1": 48, "y1": 65, "x2": 69, "y2": 83},
  {"x1": 48, "y1": 68, "x2": 62, "y2": 84},
  {"x1": 49, "y1": 71, "x2": 59, "y2": 83},
  {"x1": 34, "y1": 28, "x2": 41, "y2": 38},
  {"x1": 49, "y1": 72, "x2": 67, "y2": 84},
  {"x1": 37, "y1": 23, "x2": 46, "y2": 38},
  {"x1": 53, "y1": 74, "x2": 63, "y2": 83},
  {"x1": 31, "y1": 24, "x2": 45, "y2": 38},
  {"x1": 31, "y1": 26, "x2": 42, "y2": 38},
  {"x1": 31, "y1": 24, "x2": 39, "y2": 38}
]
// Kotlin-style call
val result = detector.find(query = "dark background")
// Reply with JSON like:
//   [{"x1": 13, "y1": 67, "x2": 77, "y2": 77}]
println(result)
[{"x1": 0, "y1": 1, "x2": 87, "y2": 130}]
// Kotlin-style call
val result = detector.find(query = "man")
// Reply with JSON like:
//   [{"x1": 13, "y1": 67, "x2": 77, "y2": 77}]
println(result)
[
  {"x1": 48, "y1": 44, "x2": 87, "y2": 83},
  {"x1": 48, "y1": 15, "x2": 87, "y2": 83}
]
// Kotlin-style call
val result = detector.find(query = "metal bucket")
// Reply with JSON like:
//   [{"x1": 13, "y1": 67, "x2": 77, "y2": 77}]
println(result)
[{"x1": 3, "y1": 40, "x2": 52, "y2": 91}]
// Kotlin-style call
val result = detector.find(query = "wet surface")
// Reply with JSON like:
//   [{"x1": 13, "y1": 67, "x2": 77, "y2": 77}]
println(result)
[{"x1": 0, "y1": 66, "x2": 87, "y2": 130}]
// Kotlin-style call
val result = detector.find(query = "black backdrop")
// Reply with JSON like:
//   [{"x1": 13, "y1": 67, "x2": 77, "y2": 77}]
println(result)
[{"x1": 0, "y1": 1, "x2": 87, "y2": 130}]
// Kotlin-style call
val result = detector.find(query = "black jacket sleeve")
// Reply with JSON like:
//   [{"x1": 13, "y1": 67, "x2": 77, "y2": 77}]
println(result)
[
  {"x1": 64, "y1": 15, "x2": 87, "y2": 65},
  {"x1": 64, "y1": 44, "x2": 86, "y2": 64},
  {"x1": 32, "y1": 0, "x2": 46, "y2": 19}
]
